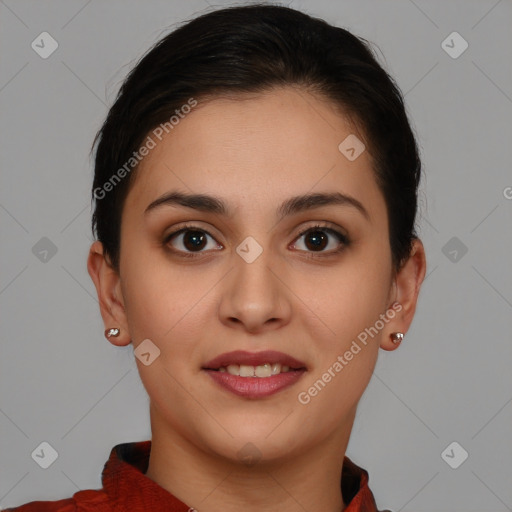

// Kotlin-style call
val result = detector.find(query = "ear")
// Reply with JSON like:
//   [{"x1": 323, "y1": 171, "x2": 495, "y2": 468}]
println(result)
[
  {"x1": 381, "y1": 238, "x2": 427, "y2": 351},
  {"x1": 87, "y1": 241, "x2": 131, "y2": 347}
]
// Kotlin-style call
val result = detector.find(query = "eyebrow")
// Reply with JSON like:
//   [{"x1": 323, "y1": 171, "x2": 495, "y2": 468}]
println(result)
[{"x1": 144, "y1": 190, "x2": 370, "y2": 222}]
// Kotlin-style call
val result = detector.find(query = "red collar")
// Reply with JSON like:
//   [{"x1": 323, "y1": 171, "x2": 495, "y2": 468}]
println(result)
[{"x1": 93, "y1": 440, "x2": 386, "y2": 511}]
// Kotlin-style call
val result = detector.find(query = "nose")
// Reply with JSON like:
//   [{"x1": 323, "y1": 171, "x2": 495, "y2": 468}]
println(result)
[{"x1": 217, "y1": 248, "x2": 292, "y2": 335}]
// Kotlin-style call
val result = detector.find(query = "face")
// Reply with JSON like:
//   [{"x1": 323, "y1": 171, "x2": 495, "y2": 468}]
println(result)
[{"x1": 97, "y1": 87, "x2": 406, "y2": 463}]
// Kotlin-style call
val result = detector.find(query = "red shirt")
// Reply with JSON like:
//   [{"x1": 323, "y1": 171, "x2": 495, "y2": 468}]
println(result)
[{"x1": 4, "y1": 441, "x2": 390, "y2": 512}]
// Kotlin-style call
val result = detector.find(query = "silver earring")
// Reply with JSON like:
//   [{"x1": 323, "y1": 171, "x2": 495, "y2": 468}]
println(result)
[
  {"x1": 105, "y1": 328, "x2": 120, "y2": 339},
  {"x1": 390, "y1": 332, "x2": 404, "y2": 344}
]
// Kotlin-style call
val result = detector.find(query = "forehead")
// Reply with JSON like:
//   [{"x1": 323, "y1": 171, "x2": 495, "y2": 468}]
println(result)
[{"x1": 124, "y1": 87, "x2": 385, "y2": 222}]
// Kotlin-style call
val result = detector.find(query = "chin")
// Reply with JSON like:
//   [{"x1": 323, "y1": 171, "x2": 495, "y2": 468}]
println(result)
[{"x1": 199, "y1": 421, "x2": 301, "y2": 463}]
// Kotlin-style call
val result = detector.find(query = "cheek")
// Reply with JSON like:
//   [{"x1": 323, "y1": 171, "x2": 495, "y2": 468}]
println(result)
[
  {"x1": 289, "y1": 257, "x2": 390, "y2": 420},
  {"x1": 120, "y1": 263, "x2": 205, "y2": 410},
  {"x1": 293, "y1": 268, "x2": 385, "y2": 425},
  {"x1": 293, "y1": 252, "x2": 390, "y2": 345},
  {"x1": 293, "y1": 345, "x2": 378, "y2": 449},
  {"x1": 121, "y1": 254, "x2": 208, "y2": 340}
]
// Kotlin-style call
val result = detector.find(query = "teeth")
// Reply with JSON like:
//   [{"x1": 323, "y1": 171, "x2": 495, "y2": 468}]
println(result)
[
  {"x1": 221, "y1": 363, "x2": 294, "y2": 377},
  {"x1": 227, "y1": 364, "x2": 241, "y2": 376},
  {"x1": 239, "y1": 365, "x2": 254, "y2": 377},
  {"x1": 255, "y1": 363, "x2": 272, "y2": 377},
  {"x1": 271, "y1": 363, "x2": 280, "y2": 375}
]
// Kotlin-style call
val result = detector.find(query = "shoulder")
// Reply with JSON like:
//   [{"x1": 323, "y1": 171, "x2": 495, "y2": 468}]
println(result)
[{"x1": 3, "y1": 489, "x2": 110, "y2": 512}]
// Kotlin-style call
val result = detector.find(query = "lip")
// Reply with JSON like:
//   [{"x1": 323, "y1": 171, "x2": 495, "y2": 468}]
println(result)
[
  {"x1": 202, "y1": 350, "x2": 307, "y2": 399},
  {"x1": 202, "y1": 350, "x2": 307, "y2": 370},
  {"x1": 204, "y1": 369, "x2": 306, "y2": 398}
]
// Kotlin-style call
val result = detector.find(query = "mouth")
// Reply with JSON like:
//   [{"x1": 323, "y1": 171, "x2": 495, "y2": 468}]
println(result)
[
  {"x1": 202, "y1": 349, "x2": 307, "y2": 375},
  {"x1": 202, "y1": 350, "x2": 307, "y2": 398},
  {"x1": 212, "y1": 362, "x2": 297, "y2": 377}
]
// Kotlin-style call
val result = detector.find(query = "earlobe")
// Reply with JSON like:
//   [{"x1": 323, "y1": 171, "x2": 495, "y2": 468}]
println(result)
[
  {"x1": 87, "y1": 241, "x2": 131, "y2": 347},
  {"x1": 381, "y1": 238, "x2": 427, "y2": 351}
]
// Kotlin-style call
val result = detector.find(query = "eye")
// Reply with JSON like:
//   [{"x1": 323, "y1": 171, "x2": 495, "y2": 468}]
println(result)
[
  {"x1": 291, "y1": 224, "x2": 349, "y2": 254},
  {"x1": 164, "y1": 224, "x2": 221, "y2": 257},
  {"x1": 163, "y1": 222, "x2": 350, "y2": 259}
]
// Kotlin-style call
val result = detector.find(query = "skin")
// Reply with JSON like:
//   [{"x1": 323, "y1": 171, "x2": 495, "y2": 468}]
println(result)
[{"x1": 88, "y1": 86, "x2": 426, "y2": 512}]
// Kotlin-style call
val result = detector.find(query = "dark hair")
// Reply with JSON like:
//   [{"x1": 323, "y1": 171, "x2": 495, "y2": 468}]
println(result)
[{"x1": 90, "y1": 2, "x2": 422, "y2": 274}]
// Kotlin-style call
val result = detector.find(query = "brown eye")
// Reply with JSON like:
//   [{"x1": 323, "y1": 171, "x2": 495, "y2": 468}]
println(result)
[
  {"x1": 303, "y1": 229, "x2": 329, "y2": 251},
  {"x1": 181, "y1": 230, "x2": 207, "y2": 251},
  {"x1": 292, "y1": 225, "x2": 349, "y2": 254},
  {"x1": 164, "y1": 225, "x2": 221, "y2": 255}
]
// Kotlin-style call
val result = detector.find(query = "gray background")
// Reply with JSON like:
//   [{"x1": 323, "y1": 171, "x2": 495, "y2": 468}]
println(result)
[{"x1": 1, "y1": 0, "x2": 511, "y2": 510}]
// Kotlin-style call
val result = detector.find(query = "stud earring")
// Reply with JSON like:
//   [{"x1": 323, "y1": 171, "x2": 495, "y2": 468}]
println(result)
[
  {"x1": 105, "y1": 328, "x2": 120, "y2": 339},
  {"x1": 390, "y1": 332, "x2": 404, "y2": 344}
]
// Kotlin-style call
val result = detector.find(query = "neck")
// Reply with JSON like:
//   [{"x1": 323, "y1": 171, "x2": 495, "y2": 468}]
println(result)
[{"x1": 145, "y1": 404, "x2": 356, "y2": 512}]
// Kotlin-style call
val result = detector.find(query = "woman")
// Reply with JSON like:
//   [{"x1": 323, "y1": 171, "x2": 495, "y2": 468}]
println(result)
[{"x1": 5, "y1": 3, "x2": 426, "y2": 511}]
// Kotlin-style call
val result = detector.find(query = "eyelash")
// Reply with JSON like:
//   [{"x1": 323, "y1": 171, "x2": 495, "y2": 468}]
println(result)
[{"x1": 163, "y1": 223, "x2": 350, "y2": 259}]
